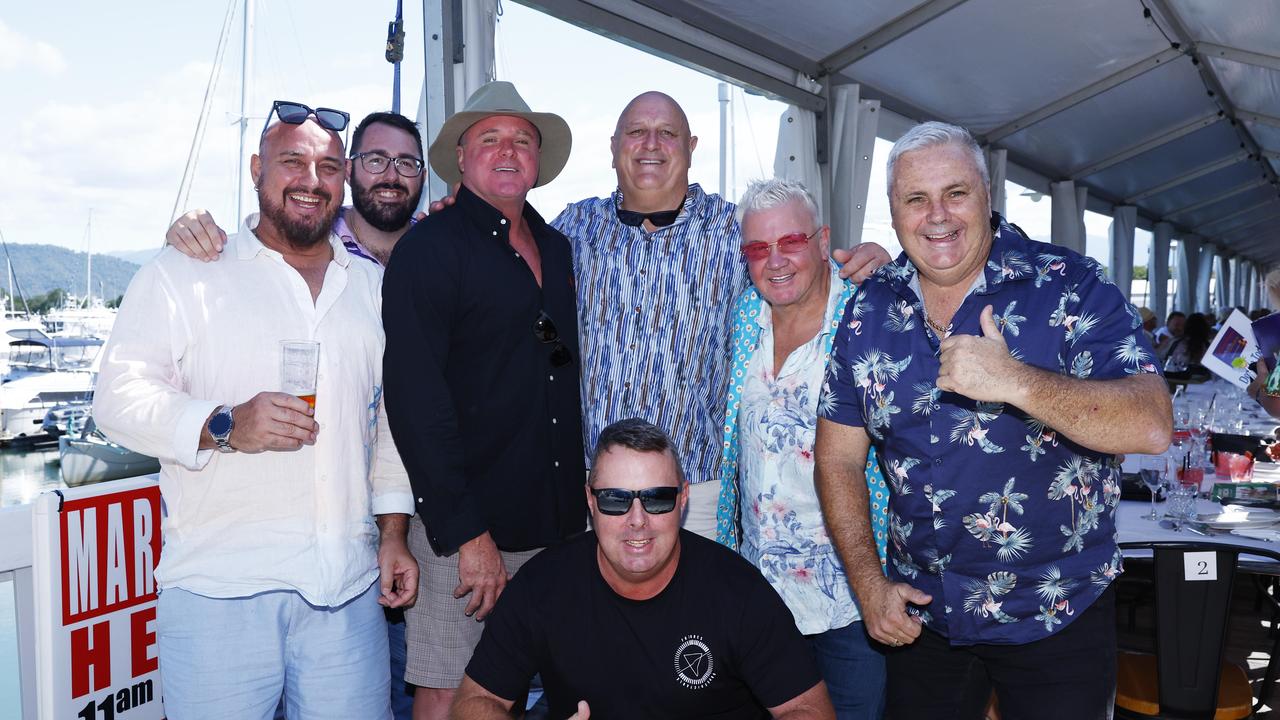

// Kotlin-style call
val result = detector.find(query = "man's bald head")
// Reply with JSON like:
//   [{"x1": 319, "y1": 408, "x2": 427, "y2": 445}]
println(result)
[
  {"x1": 259, "y1": 116, "x2": 346, "y2": 157},
  {"x1": 611, "y1": 91, "x2": 697, "y2": 211},
  {"x1": 614, "y1": 91, "x2": 690, "y2": 137},
  {"x1": 250, "y1": 118, "x2": 346, "y2": 250}
]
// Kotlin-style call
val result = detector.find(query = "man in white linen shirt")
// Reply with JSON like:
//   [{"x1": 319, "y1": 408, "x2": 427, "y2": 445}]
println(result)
[{"x1": 94, "y1": 105, "x2": 418, "y2": 720}]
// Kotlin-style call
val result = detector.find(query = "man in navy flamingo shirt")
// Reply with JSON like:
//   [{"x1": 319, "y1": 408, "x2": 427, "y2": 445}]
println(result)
[{"x1": 815, "y1": 121, "x2": 1171, "y2": 719}]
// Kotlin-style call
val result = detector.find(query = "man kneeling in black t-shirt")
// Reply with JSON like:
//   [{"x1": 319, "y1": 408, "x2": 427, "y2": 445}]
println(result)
[{"x1": 451, "y1": 418, "x2": 835, "y2": 720}]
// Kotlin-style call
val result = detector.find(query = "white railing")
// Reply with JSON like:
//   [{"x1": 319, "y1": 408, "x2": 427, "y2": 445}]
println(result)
[{"x1": 1, "y1": 501, "x2": 37, "y2": 720}]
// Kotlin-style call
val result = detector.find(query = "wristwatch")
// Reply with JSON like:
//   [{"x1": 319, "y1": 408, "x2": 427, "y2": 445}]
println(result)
[{"x1": 208, "y1": 405, "x2": 236, "y2": 453}]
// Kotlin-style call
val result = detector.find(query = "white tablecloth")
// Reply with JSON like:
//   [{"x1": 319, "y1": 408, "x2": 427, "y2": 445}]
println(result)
[{"x1": 1115, "y1": 499, "x2": 1279, "y2": 564}]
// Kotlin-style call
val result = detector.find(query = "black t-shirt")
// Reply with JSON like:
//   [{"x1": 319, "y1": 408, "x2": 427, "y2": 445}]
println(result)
[{"x1": 466, "y1": 530, "x2": 820, "y2": 719}]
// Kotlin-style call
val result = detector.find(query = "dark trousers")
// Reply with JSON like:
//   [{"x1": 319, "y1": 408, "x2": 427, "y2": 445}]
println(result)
[{"x1": 886, "y1": 583, "x2": 1116, "y2": 720}]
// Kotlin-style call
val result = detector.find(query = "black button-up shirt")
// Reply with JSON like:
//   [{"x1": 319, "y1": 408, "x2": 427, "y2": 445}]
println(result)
[{"x1": 383, "y1": 185, "x2": 586, "y2": 555}]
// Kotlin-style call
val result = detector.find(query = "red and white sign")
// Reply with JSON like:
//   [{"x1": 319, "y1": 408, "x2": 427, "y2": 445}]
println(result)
[{"x1": 33, "y1": 477, "x2": 165, "y2": 719}]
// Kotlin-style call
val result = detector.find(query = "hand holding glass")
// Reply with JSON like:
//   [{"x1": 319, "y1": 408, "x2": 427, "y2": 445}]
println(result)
[{"x1": 281, "y1": 341, "x2": 319, "y2": 409}]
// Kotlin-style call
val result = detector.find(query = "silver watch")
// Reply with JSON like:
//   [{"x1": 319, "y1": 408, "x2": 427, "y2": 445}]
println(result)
[{"x1": 208, "y1": 405, "x2": 236, "y2": 453}]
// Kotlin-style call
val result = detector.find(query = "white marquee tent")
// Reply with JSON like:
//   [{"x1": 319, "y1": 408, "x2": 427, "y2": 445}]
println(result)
[{"x1": 417, "y1": 0, "x2": 1280, "y2": 315}]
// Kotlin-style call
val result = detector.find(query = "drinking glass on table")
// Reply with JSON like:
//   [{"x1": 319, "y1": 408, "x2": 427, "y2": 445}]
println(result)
[
  {"x1": 1164, "y1": 481, "x2": 1199, "y2": 530},
  {"x1": 1138, "y1": 456, "x2": 1167, "y2": 520},
  {"x1": 281, "y1": 341, "x2": 320, "y2": 409}
]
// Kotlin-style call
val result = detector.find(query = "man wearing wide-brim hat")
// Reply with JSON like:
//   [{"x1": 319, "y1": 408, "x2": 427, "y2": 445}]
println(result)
[{"x1": 381, "y1": 80, "x2": 587, "y2": 718}]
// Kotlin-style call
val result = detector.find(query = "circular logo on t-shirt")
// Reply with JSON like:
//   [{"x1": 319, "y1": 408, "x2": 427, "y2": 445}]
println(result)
[{"x1": 673, "y1": 635, "x2": 715, "y2": 689}]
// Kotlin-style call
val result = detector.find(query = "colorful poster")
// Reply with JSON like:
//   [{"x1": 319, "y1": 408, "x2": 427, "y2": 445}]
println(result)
[
  {"x1": 1202, "y1": 309, "x2": 1263, "y2": 389},
  {"x1": 32, "y1": 477, "x2": 165, "y2": 719}
]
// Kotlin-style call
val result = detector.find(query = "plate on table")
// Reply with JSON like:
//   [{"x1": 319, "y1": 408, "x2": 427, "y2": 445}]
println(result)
[{"x1": 1195, "y1": 507, "x2": 1279, "y2": 530}]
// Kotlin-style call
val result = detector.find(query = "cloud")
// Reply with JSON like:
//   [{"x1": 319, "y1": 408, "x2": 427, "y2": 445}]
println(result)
[{"x1": 0, "y1": 19, "x2": 67, "y2": 75}]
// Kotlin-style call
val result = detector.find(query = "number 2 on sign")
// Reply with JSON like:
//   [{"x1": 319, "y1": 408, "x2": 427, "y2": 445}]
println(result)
[{"x1": 1183, "y1": 551, "x2": 1217, "y2": 581}]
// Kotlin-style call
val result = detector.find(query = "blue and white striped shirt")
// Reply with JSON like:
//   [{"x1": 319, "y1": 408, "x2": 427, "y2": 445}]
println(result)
[{"x1": 552, "y1": 183, "x2": 748, "y2": 484}]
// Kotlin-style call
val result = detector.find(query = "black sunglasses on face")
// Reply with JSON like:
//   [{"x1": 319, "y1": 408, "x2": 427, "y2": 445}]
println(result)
[
  {"x1": 590, "y1": 486, "x2": 680, "y2": 516},
  {"x1": 534, "y1": 311, "x2": 573, "y2": 368},
  {"x1": 261, "y1": 100, "x2": 350, "y2": 137}
]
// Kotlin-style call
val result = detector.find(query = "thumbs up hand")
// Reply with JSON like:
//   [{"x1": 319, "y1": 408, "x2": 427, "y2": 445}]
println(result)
[{"x1": 936, "y1": 305, "x2": 1019, "y2": 403}]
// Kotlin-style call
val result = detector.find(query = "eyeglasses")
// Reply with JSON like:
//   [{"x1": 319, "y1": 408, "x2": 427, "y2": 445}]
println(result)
[
  {"x1": 740, "y1": 229, "x2": 820, "y2": 262},
  {"x1": 261, "y1": 100, "x2": 350, "y2": 136},
  {"x1": 534, "y1": 311, "x2": 573, "y2": 368},
  {"x1": 352, "y1": 151, "x2": 425, "y2": 178},
  {"x1": 590, "y1": 486, "x2": 680, "y2": 516}
]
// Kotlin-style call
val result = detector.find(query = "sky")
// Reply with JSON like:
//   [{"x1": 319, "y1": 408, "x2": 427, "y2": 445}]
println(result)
[
  {"x1": 0, "y1": 1, "x2": 789, "y2": 257},
  {"x1": 0, "y1": 0, "x2": 1143, "y2": 271}
]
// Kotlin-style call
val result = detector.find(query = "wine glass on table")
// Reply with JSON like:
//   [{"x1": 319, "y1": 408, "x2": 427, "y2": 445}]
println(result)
[{"x1": 1138, "y1": 456, "x2": 1164, "y2": 520}]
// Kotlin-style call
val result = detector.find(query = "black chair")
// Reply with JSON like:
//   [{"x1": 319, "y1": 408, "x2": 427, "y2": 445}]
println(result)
[{"x1": 1115, "y1": 541, "x2": 1280, "y2": 719}]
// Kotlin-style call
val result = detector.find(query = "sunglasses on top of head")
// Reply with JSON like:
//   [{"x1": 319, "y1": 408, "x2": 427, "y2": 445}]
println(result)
[
  {"x1": 740, "y1": 229, "x2": 820, "y2": 262},
  {"x1": 261, "y1": 100, "x2": 350, "y2": 137},
  {"x1": 590, "y1": 486, "x2": 680, "y2": 516}
]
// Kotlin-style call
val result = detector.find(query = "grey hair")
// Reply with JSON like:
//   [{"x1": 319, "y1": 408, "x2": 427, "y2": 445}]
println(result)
[
  {"x1": 734, "y1": 178, "x2": 822, "y2": 228},
  {"x1": 1266, "y1": 268, "x2": 1280, "y2": 309},
  {"x1": 886, "y1": 121, "x2": 989, "y2": 195}
]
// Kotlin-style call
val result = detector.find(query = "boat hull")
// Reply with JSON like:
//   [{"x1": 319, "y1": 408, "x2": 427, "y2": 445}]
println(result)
[{"x1": 58, "y1": 435, "x2": 160, "y2": 486}]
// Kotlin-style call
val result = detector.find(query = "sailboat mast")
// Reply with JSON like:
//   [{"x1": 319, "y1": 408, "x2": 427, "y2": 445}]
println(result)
[
  {"x1": 84, "y1": 209, "x2": 92, "y2": 305},
  {"x1": 387, "y1": 0, "x2": 405, "y2": 113},
  {"x1": 235, "y1": 0, "x2": 256, "y2": 223}
]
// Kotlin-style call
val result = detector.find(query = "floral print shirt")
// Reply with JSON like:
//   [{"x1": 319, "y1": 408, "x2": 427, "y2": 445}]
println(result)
[
  {"x1": 715, "y1": 267, "x2": 889, "y2": 635},
  {"x1": 820, "y1": 215, "x2": 1159, "y2": 645}
]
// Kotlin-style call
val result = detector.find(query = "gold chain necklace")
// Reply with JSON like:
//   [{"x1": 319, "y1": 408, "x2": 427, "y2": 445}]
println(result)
[{"x1": 925, "y1": 313, "x2": 949, "y2": 335}]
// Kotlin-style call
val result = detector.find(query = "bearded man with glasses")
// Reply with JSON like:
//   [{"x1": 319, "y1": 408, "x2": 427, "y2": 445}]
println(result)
[{"x1": 452, "y1": 418, "x2": 836, "y2": 720}]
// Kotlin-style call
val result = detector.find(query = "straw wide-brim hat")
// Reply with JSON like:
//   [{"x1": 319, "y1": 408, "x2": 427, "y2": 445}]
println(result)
[{"x1": 427, "y1": 81, "x2": 572, "y2": 188}]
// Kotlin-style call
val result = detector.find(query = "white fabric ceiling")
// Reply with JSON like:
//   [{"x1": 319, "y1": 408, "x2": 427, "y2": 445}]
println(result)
[{"x1": 525, "y1": 0, "x2": 1280, "y2": 266}]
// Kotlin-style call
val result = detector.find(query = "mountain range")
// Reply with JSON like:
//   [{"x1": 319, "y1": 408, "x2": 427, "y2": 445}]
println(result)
[{"x1": 0, "y1": 244, "x2": 156, "y2": 302}]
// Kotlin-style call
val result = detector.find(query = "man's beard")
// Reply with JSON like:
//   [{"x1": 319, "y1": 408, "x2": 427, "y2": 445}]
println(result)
[
  {"x1": 351, "y1": 174, "x2": 421, "y2": 232},
  {"x1": 259, "y1": 185, "x2": 339, "y2": 249}
]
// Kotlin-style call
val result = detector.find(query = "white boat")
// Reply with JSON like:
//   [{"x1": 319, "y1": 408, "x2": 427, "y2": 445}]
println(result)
[
  {"x1": 0, "y1": 370, "x2": 95, "y2": 443},
  {"x1": 43, "y1": 295, "x2": 117, "y2": 339},
  {"x1": 0, "y1": 312, "x2": 50, "y2": 376},
  {"x1": 58, "y1": 420, "x2": 160, "y2": 487},
  {"x1": 41, "y1": 402, "x2": 92, "y2": 438},
  {"x1": 3, "y1": 335, "x2": 102, "y2": 383}
]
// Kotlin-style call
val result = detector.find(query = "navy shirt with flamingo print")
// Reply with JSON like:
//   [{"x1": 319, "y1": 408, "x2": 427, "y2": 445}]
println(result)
[{"x1": 820, "y1": 214, "x2": 1160, "y2": 645}]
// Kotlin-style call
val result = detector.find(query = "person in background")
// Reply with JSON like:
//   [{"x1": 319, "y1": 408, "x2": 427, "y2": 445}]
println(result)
[
  {"x1": 1137, "y1": 306, "x2": 1157, "y2": 346},
  {"x1": 1154, "y1": 310, "x2": 1185, "y2": 360},
  {"x1": 714, "y1": 178, "x2": 889, "y2": 718},
  {"x1": 1165, "y1": 312, "x2": 1211, "y2": 370}
]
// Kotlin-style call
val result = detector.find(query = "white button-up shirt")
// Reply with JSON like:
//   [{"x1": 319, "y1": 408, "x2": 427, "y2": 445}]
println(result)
[{"x1": 94, "y1": 215, "x2": 413, "y2": 607}]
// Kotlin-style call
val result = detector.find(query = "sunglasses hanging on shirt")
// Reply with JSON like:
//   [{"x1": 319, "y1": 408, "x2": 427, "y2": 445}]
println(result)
[{"x1": 534, "y1": 311, "x2": 573, "y2": 368}]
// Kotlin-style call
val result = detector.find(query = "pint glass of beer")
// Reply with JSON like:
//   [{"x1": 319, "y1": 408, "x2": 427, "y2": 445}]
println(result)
[{"x1": 281, "y1": 341, "x2": 320, "y2": 409}]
